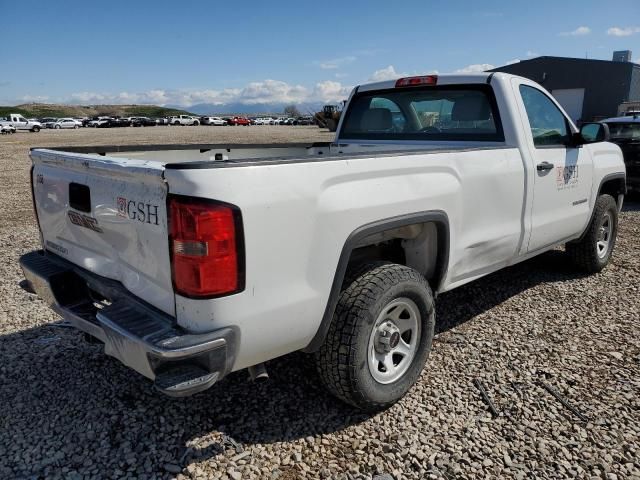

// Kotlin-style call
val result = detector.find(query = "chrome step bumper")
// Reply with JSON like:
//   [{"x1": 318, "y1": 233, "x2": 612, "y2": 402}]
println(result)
[{"x1": 19, "y1": 250, "x2": 237, "y2": 397}]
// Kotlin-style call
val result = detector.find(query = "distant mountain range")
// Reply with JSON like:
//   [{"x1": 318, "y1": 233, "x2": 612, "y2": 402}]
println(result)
[
  {"x1": 0, "y1": 101, "x2": 327, "y2": 119},
  {"x1": 169, "y1": 102, "x2": 324, "y2": 116},
  {"x1": 0, "y1": 103, "x2": 192, "y2": 119}
]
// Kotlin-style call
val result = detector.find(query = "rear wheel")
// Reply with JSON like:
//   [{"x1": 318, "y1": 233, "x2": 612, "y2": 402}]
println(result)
[
  {"x1": 566, "y1": 194, "x2": 618, "y2": 273},
  {"x1": 54, "y1": 125, "x2": 60, "y2": 129},
  {"x1": 314, "y1": 262, "x2": 435, "y2": 411}
]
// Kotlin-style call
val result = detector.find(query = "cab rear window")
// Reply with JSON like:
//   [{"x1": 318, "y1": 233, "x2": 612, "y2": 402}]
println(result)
[{"x1": 340, "y1": 85, "x2": 504, "y2": 142}]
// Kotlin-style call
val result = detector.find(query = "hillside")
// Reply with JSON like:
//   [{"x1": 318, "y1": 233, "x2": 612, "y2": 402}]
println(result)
[{"x1": 0, "y1": 103, "x2": 194, "y2": 118}]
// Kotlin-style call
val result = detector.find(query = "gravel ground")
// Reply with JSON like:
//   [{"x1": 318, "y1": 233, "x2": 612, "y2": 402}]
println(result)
[{"x1": 0, "y1": 127, "x2": 638, "y2": 480}]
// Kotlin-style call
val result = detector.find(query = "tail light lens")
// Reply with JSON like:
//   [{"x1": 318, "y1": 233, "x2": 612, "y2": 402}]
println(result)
[{"x1": 169, "y1": 196, "x2": 244, "y2": 298}]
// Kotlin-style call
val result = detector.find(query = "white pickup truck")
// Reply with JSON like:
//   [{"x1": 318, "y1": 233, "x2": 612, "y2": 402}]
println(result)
[
  {"x1": 0, "y1": 113, "x2": 42, "y2": 132},
  {"x1": 20, "y1": 73, "x2": 626, "y2": 410},
  {"x1": 169, "y1": 115, "x2": 200, "y2": 126}
]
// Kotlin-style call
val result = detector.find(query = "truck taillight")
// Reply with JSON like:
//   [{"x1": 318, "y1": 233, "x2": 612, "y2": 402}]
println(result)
[
  {"x1": 395, "y1": 75, "x2": 438, "y2": 87},
  {"x1": 169, "y1": 196, "x2": 244, "y2": 298}
]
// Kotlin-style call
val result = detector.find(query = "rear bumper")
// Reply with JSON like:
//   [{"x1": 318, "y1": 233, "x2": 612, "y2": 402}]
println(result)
[{"x1": 19, "y1": 250, "x2": 237, "y2": 397}]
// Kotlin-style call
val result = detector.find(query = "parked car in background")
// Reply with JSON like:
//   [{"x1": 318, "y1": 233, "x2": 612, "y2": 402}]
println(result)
[
  {"x1": 296, "y1": 116, "x2": 314, "y2": 125},
  {"x1": 131, "y1": 117, "x2": 157, "y2": 127},
  {"x1": 0, "y1": 124, "x2": 16, "y2": 134},
  {"x1": 88, "y1": 117, "x2": 112, "y2": 128},
  {"x1": 113, "y1": 118, "x2": 131, "y2": 127},
  {"x1": 227, "y1": 116, "x2": 251, "y2": 126},
  {"x1": 53, "y1": 118, "x2": 82, "y2": 129},
  {"x1": 602, "y1": 115, "x2": 639, "y2": 192},
  {"x1": 40, "y1": 117, "x2": 58, "y2": 129},
  {"x1": 201, "y1": 116, "x2": 227, "y2": 126},
  {"x1": 0, "y1": 114, "x2": 42, "y2": 132},
  {"x1": 169, "y1": 115, "x2": 200, "y2": 126},
  {"x1": 155, "y1": 117, "x2": 169, "y2": 126}
]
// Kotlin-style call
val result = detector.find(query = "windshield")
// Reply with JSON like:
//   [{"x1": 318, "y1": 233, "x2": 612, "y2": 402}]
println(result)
[
  {"x1": 340, "y1": 85, "x2": 503, "y2": 141},
  {"x1": 605, "y1": 122, "x2": 640, "y2": 141}
]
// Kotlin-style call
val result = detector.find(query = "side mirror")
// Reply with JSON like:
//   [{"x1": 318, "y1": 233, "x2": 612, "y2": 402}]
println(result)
[{"x1": 578, "y1": 122, "x2": 610, "y2": 144}]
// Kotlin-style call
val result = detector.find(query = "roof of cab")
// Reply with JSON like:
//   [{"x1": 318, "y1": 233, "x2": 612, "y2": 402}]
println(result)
[{"x1": 357, "y1": 73, "x2": 494, "y2": 92}]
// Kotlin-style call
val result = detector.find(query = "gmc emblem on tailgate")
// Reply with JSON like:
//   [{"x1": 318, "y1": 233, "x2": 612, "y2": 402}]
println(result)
[
  {"x1": 68, "y1": 211, "x2": 103, "y2": 233},
  {"x1": 117, "y1": 196, "x2": 159, "y2": 225}
]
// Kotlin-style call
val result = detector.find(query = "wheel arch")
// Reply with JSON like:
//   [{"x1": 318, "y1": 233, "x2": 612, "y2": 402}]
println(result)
[
  {"x1": 303, "y1": 210, "x2": 449, "y2": 353},
  {"x1": 574, "y1": 172, "x2": 626, "y2": 243}
]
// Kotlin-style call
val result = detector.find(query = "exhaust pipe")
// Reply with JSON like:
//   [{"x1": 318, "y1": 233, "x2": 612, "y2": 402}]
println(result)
[{"x1": 248, "y1": 363, "x2": 269, "y2": 382}]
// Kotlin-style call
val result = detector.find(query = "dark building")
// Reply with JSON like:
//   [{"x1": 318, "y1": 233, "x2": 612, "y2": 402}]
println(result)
[{"x1": 490, "y1": 54, "x2": 640, "y2": 123}]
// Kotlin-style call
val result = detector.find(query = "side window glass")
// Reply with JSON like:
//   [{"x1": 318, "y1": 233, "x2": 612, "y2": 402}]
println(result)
[{"x1": 519, "y1": 85, "x2": 568, "y2": 147}]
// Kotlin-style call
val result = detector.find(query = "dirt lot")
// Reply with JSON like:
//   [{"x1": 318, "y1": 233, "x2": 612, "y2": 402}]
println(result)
[{"x1": 0, "y1": 127, "x2": 638, "y2": 480}]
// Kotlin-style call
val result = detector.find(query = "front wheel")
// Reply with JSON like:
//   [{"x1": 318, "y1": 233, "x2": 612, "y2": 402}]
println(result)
[
  {"x1": 32, "y1": 126, "x2": 41, "y2": 132},
  {"x1": 566, "y1": 194, "x2": 618, "y2": 273},
  {"x1": 54, "y1": 125, "x2": 60, "y2": 129},
  {"x1": 314, "y1": 262, "x2": 434, "y2": 411}
]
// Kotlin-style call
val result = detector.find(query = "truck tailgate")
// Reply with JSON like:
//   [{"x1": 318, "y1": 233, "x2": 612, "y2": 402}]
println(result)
[{"x1": 31, "y1": 149, "x2": 174, "y2": 316}]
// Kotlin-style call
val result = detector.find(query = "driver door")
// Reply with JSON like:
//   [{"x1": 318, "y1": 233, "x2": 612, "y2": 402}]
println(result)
[{"x1": 515, "y1": 82, "x2": 593, "y2": 252}]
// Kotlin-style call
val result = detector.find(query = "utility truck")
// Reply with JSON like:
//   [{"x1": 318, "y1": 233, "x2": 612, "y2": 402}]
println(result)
[
  {"x1": 20, "y1": 73, "x2": 626, "y2": 410},
  {"x1": 0, "y1": 113, "x2": 42, "y2": 132}
]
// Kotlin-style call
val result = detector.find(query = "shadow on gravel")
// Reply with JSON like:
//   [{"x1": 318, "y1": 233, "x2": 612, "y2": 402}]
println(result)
[
  {"x1": 434, "y1": 249, "x2": 588, "y2": 334},
  {"x1": 0, "y1": 249, "x2": 593, "y2": 476}
]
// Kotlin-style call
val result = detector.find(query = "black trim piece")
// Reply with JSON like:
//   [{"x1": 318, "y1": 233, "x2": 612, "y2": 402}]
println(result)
[
  {"x1": 486, "y1": 72, "x2": 495, "y2": 84},
  {"x1": 336, "y1": 84, "x2": 506, "y2": 143},
  {"x1": 574, "y1": 172, "x2": 626, "y2": 242},
  {"x1": 162, "y1": 145, "x2": 513, "y2": 170},
  {"x1": 33, "y1": 142, "x2": 331, "y2": 156},
  {"x1": 303, "y1": 211, "x2": 449, "y2": 353},
  {"x1": 167, "y1": 194, "x2": 246, "y2": 300}
]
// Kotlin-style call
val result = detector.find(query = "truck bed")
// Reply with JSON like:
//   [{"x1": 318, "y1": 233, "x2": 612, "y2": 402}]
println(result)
[{"x1": 41, "y1": 142, "x2": 511, "y2": 168}]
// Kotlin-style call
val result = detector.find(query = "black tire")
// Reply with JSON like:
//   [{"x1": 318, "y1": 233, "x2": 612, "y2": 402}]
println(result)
[
  {"x1": 566, "y1": 194, "x2": 618, "y2": 273},
  {"x1": 33, "y1": 126, "x2": 40, "y2": 132},
  {"x1": 314, "y1": 262, "x2": 435, "y2": 411}
]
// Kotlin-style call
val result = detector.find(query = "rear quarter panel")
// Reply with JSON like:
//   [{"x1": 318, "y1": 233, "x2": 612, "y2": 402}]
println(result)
[{"x1": 164, "y1": 146, "x2": 525, "y2": 370}]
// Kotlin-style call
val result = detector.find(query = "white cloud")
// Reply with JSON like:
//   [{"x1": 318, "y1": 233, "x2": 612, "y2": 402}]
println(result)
[
  {"x1": 239, "y1": 80, "x2": 308, "y2": 104},
  {"x1": 316, "y1": 56, "x2": 356, "y2": 70},
  {"x1": 58, "y1": 78, "x2": 353, "y2": 107},
  {"x1": 560, "y1": 26, "x2": 591, "y2": 36},
  {"x1": 504, "y1": 59, "x2": 520, "y2": 65},
  {"x1": 20, "y1": 95, "x2": 50, "y2": 103},
  {"x1": 526, "y1": 50, "x2": 539, "y2": 57},
  {"x1": 607, "y1": 26, "x2": 640, "y2": 36},
  {"x1": 454, "y1": 63, "x2": 495, "y2": 73},
  {"x1": 369, "y1": 65, "x2": 407, "y2": 82},
  {"x1": 311, "y1": 81, "x2": 352, "y2": 102}
]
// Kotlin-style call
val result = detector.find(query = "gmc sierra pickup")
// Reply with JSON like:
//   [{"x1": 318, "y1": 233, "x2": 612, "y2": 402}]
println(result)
[
  {"x1": 20, "y1": 73, "x2": 626, "y2": 410},
  {"x1": 0, "y1": 113, "x2": 42, "y2": 132}
]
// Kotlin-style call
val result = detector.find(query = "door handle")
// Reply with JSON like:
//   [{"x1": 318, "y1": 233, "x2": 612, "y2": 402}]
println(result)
[{"x1": 536, "y1": 161, "x2": 554, "y2": 172}]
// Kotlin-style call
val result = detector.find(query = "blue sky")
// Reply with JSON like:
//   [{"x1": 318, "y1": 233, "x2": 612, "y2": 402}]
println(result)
[{"x1": 1, "y1": 0, "x2": 638, "y2": 106}]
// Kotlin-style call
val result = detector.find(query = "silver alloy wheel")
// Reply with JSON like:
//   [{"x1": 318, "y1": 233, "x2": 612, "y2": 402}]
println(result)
[
  {"x1": 367, "y1": 297, "x2": 420, "y2": 384},
  {"x1": 596, "y1": 211, "x2": 613, "y2": 259}
]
